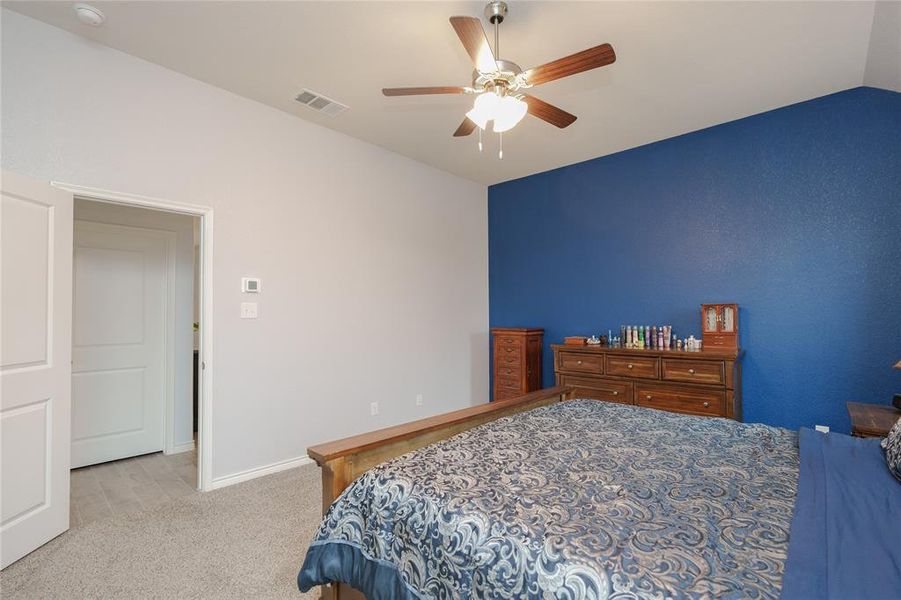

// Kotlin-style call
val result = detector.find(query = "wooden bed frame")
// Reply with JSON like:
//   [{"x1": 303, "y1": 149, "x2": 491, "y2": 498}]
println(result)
[{"x1": 306, "y1": 385, "x2": 574, "y2": 600}]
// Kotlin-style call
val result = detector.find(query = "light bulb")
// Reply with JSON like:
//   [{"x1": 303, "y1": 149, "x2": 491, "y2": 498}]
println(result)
[
  {"x1": 492, "y1": 96, "x2": 527, "y2": 133},
  {"x1": 465, "y1": 91, "x2": 499, "y2": 130}
]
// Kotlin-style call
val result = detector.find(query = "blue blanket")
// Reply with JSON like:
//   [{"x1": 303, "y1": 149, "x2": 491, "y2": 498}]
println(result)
[
  {"x1": 299, "y1": 400, "x2": 800, "y2": 599},
  {"x1": 781, "y1": 428, "x2": 901, "y2": 599}
]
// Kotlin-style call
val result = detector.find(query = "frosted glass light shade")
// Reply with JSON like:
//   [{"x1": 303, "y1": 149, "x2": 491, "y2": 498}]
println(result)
[
  {"x1": 465, "y1": 92, "x2": 500, "y2": 130},
  {"x1": 492, "y1": 96, "x2": 527, "y2": 132}
]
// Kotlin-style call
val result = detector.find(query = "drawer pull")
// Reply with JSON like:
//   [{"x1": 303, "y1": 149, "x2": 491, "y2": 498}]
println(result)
[
  {"x1": 627, "y1": 364, "x2": 634, "y2": 369},
  {"x1": 646, "y1": 395, "x2": 652, "y2": 400},
  {"x1": 688, "y1": 368, "x2": 695, "y2": 374},
  {"x1": 612, "y1": 391, "x2": 619, "y2": 396},
  {"x1": 577, "y1": 360, "x2": 583, "y2": 365},
  {"x1": 703, "y1": 401, "x2": 710, "y2": 408}
]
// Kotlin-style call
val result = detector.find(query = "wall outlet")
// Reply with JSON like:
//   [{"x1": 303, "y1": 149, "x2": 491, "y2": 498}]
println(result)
[
  {"x1": 370, "y1": 402, "x2": 379, "y2": 416},
  {"x1": 815, "y1": 425, "x2": 830, "y2": 433},
  {"x1": 415, "y1": 394, "x2": 423, "y2": 406}
]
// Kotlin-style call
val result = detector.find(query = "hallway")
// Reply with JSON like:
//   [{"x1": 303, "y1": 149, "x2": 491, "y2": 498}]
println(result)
[{"x1": 70, "y1": 450, "x2": 197, "y2": 528}]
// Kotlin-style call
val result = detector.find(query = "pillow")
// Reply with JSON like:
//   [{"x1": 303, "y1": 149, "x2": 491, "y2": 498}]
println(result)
[{"x1": 881, "y1": 416, "x2": 901, "y2": 482}]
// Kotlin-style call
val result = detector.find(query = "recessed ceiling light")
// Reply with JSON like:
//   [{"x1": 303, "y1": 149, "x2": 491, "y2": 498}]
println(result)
[{"x1": 73, "y1": 3, "x2": 105, "y2": 26}]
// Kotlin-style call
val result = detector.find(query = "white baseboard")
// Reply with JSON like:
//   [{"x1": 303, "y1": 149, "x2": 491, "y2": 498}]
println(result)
[
  {"x1": 165, "y1": 440, "x2": 195, "y2": 455},
  {"x1": 209, "y1": 455, "x2": 314, "y2": 491}
]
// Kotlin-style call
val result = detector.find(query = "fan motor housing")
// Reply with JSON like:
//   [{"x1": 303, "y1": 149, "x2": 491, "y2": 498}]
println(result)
[{"x1": 472, "y1": 59, "x2": 523, "y2": 93}]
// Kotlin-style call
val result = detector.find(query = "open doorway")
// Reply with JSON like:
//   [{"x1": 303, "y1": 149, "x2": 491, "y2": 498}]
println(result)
[{"x1": 67, "y1": 196, "x2": 208, "y2": 526}]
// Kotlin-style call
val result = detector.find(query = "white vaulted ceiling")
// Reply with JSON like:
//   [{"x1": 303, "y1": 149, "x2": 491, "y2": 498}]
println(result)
[{"x1": 4, "y1": 1, "x2": 897, "y2": 185}]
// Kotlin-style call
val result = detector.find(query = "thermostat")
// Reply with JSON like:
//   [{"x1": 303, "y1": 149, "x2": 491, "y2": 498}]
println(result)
[{"x1": 241, "y1": 277, "x2": 261, "y2": 293}]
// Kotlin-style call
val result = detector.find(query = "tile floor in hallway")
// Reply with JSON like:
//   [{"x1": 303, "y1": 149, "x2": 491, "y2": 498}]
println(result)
[{"x1": 70, "y1": 450, "x2": 198, "y2": 528}]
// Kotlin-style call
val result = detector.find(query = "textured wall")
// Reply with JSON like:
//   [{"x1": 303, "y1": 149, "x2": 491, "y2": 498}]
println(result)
[{"x1": 489, "y1": 87, "x2": 901, "y2": 432}]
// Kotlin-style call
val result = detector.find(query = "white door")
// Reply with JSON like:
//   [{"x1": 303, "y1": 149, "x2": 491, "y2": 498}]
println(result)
[
  {"x1": 0, "y1": 171, "x2": 73, "y2": 569},
  {"x1": 71, "y1": 221, "x2": 173, "y2": 468}
]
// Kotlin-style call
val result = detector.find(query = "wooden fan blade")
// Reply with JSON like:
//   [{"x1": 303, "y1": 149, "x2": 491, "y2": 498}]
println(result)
[
  {"x1": 523, "y1": 95, "x2": 577, "y2": 128},
  {"x1": 453, "y1": 117, "x2": 477, "y2": 137},
  {"x1": 382, "y1": 87, "x2": 468, "y2": 96},
  {"x1": 449, "y1": 16, "x2": 498, "y2": 74},
  {"x1": 524, "y1": 43, "x2": 616, "y2": 86}
]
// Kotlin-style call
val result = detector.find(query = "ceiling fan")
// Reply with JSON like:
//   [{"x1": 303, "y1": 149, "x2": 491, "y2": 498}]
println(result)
[{"x1": 382, "y1": 1, "x2": 616, "y2": 158}]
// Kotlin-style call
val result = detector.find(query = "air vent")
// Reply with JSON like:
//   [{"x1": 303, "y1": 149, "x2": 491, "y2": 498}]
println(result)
[{"x1": 294, "y1": 89, "x2": 348, "y2": 117}]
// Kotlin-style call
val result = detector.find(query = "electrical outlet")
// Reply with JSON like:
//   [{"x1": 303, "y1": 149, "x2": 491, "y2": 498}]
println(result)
[
  {"x1": 415, "y1": 394, "x2": 423, "y2": 406},
  {"x1": 815, "y1": 425, "x2": 830, "y2": 433},
  {"x1": 370, "y1": 402, "x2": 379, "y2": 416},
  {"x1": 240, "y1": 302, "x2": 258, "y2": 319}
]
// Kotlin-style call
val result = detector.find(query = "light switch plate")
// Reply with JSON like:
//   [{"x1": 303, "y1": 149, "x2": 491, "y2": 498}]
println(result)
[{"x1": 240, "y1": 302, "x2": 258, "y2": 319}]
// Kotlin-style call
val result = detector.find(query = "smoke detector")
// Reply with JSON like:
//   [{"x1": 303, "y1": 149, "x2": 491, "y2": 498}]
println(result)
[{"x1": 73, "y1": 3, "x2": 105, "y2": 26}]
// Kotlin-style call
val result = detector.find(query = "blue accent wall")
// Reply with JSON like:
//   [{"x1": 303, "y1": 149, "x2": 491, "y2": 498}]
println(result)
[{"x1": 488, "y1": 87, "x2": 901, "y2": 432}]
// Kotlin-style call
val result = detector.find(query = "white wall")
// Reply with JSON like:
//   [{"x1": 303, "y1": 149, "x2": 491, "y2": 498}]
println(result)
[
  {"x1": 74, "y1": 199, "x2": 197, "y2": 450},
  {"x1": 1, "y1": 10, "x2": 489, "y2": 483},
  {"x1": 863, "y1": 0, "x2": 901, "y2": 92}
]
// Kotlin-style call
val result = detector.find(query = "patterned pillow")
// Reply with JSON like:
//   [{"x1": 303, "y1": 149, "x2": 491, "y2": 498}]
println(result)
[{"x1": 882, "y1": 416, "x2": 901, "y2": 482}]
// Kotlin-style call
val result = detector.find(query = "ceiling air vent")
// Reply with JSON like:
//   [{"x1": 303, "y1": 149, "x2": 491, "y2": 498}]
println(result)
[{"x1": 294, "y1": 89, "x2": 348, "y2": 117}]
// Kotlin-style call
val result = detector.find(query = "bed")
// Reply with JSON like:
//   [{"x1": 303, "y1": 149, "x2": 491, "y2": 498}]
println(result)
[{"x1": 298, "y1": 388, "x2": 900, "y2": 599}]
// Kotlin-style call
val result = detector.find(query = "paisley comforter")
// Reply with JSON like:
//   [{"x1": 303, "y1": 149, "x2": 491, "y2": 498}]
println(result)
[{"x1": 298, "y1": 400, "x2": 799, "y2": 599}]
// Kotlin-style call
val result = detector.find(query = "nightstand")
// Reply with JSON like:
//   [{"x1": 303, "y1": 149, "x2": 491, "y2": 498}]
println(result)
[{"x1": 847, "y1": 402, "x2": 901, "y2": 438}]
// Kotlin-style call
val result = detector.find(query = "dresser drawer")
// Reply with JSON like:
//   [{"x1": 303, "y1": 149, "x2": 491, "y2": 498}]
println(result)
[
  {"x1": 560, "y1": 374, "x2": 632, "y2": 405},
  {"x1": 606, "y1": 355, "x2": 659, "y2": 379},
  {"x1": 635, "y1": 384, "x2": 725, "y2": 416},
  {"x1": 496, "y1": 335, "x2": 521, "y2": 347},
  {"x1": 495, "y1": 364, "x2": 521, "y2": 379},
  {"x1": 557, "y1": 351, "x2": 604, "y2": 374},
  {"x1": 495, "y1": 342, "x2": 523, "y2": 361},
  {"x1": 495, "y1": 388, "x2": 522, "y2": 401},
  {"x1": 495, "y1": 373, "x2": 522, "y2": 390},
  {"x1": 662, "y1": 359, "x2": 724, "y2": 385},
  {"x1": 496, "y1": 352, "x2": 522, "y2": 369}
]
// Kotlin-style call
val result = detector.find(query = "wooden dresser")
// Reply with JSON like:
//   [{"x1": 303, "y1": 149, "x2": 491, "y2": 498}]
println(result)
[
  {"x1": 552, "y1": 344, "x2": 743, "y2": 419},
  {"x1": 492, "y1": 328, "x2": 543, "y2": 401}
]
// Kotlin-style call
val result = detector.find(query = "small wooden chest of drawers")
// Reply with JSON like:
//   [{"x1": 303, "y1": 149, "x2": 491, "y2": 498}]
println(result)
[
  {"x1": 492, "y1": 328, "x2": 543, "y2": 401},
  {"x1": 552, "y1": 344, "x2": 743, "y2": 419}
]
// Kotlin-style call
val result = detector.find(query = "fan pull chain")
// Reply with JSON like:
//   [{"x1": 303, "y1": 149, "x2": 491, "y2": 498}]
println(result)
[
  {"x1": 478, "y1": 127, "x2": 483, "y2": 152},
  {"x1": 499, "y1": 131, "x2": 503, "y2": 159}
]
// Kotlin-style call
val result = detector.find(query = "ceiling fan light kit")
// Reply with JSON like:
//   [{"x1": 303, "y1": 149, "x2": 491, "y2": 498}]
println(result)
[{"x1": 382, "y1": 0, "x2": 616, "y2": 158}]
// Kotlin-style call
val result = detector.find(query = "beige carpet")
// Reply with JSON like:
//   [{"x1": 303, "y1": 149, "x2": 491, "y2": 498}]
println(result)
[{"x1": 1, "y1": 464, "x2": 323, "y2": 599}]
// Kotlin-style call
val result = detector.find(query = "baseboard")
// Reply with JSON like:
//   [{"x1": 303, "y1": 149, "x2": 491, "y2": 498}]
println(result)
[
  {"x1": 165, "y1": 440, "x2": 195, "y2": 455},
  {"x1": 209, "y1": 455, "x2": 314, "y2": 491}
]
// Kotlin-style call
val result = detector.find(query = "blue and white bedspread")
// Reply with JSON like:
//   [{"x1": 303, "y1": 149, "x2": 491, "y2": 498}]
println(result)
[
  {"x1": 298, "y1": 400, "x2": 800, "y2": 599},
  {"x1": 781, "y1": 427, "x2": 901, "y2": 600}
]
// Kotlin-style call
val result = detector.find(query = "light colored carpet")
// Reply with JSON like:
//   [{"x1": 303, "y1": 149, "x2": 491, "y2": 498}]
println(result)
[{"x1": 1, "y1": 464, "x2": 323, "y2": 599}]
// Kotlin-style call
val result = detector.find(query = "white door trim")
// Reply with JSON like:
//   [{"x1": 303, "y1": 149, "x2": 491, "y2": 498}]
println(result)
[
  {"x1": 72, "y1": 220, "x2": 176, "y2": 464},
  {"x1": 52, "y1": 182, "x2": 214, "y2": 492}
]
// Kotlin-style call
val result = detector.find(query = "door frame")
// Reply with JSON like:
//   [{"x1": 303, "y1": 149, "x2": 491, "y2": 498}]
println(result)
[{"x1": 53, "y1": 182, "x2": 214, "y2": 492}]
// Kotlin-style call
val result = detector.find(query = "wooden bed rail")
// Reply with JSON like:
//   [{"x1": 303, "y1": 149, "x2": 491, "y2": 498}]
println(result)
[{"x1": 308, "y1": 385, "x2": 574, "y2": 514}]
